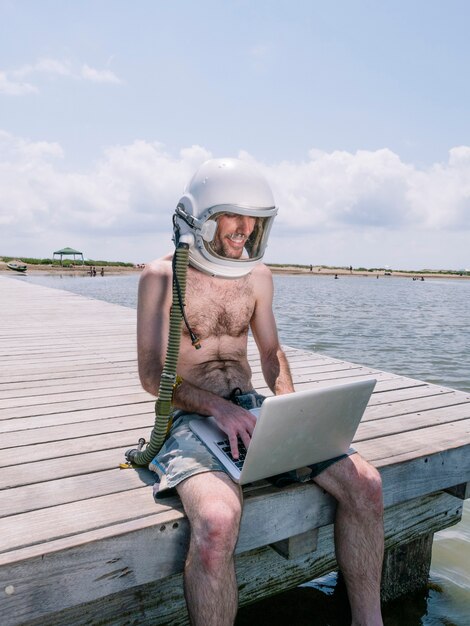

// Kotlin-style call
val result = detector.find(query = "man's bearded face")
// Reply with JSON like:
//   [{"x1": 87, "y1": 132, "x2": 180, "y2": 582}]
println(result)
[{"x1": 211, "y1": 213, "x2": 257, "y2": 259}]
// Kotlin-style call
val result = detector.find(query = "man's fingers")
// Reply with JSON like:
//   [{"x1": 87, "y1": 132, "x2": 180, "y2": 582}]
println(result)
[
  {"x1": 228, "y1": 433, "x2": 239, "y2": 460},
  {"x1": 246, "y1": 413, "x2": 257, "y2": 433},
  {"x1": 215, "y1": 405, "x2": 256, "y2": 459},
  {"x1": 239, "y1": 429, "x2": 251, "y2": 452}
]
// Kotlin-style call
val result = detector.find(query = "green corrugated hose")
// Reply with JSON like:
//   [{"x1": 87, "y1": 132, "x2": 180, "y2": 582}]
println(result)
[{"x1": 124, "y1": 242, "x2": 190, "y2": 466}]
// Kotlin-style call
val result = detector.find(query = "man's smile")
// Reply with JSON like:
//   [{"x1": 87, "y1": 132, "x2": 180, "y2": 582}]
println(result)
[{"x1": 227, "y1": 233, "x2": 248, "y2": 245}]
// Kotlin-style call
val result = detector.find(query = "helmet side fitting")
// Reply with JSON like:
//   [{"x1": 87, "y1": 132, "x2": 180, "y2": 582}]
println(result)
[{"x1": 173, "y1": 158, "x2": 278, "y2": 278}]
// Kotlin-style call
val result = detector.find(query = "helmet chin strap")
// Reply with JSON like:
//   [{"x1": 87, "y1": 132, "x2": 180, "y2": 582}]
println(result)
[
  {"x1": 175, "y1": 205, "x2": 218, "y2": 243},
  {"x1": 174, "y1": 204, "x2": 202, "y2": 231}
]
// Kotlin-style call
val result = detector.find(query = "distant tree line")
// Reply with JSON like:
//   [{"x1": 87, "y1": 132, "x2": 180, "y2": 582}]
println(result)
[
  {"x1": 1, "y1": 256, "x2": 134, "y2": 267},
  {"x1": 267, "y1": 263, "x2": 469, "y2": 276}
]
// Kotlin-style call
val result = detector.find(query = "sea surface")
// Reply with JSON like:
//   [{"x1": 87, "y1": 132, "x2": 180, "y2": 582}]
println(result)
[{"x1": 14, "y1": 272, "x2": 470, "y2": 625}]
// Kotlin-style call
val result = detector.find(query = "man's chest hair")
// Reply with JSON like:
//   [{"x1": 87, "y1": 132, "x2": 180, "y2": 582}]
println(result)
[{"x1": 183, "y1": 272, "x2": 255, "y2": 339}]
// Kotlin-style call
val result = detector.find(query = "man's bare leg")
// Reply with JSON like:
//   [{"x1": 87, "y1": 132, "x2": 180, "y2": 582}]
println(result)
[
  {"x1": 176, "y1": 471, "x2": 243, "y2": 626},
  {"x1": 314, "y1": 453, "x2": 384, "y2": 626}
]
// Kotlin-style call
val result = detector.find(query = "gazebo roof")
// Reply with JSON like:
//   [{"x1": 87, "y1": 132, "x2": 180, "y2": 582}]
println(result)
[{"x1": 53, "y1": 247, "x2": 83, "y2": 255}]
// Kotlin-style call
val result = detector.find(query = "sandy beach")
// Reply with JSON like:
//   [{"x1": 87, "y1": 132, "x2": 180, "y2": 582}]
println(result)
[
  {"x1": 269, "y1": 265, "x2": 470, "y2": 280},
  {"x1": 0, "y1": 261, "x2": 142, "y2": 276}
]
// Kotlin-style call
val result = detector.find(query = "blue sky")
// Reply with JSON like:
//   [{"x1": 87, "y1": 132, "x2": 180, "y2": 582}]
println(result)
[{"x1": 1, "y1": 0, "x2": 470, "y2": 269}]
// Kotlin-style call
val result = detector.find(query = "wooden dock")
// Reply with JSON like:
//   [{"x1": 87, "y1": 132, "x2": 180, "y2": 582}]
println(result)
[{"x1": 1, "y1": 275, "x2": 469, "y2": 626}]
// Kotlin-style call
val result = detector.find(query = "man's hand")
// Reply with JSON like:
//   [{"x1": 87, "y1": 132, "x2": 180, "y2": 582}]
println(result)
[{"x1": 213, "y1": 403, "x2": 257, "y2": 460}]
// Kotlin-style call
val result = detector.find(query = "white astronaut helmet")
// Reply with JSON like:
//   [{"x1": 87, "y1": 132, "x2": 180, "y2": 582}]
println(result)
[{"x1": 173, "y1": 158, "x2": 278, "y2": 278}]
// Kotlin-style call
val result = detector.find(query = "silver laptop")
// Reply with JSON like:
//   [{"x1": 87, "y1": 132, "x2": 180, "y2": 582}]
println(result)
[{"x1": 189, "y1": 378, "x2": 376, "y2": 485}]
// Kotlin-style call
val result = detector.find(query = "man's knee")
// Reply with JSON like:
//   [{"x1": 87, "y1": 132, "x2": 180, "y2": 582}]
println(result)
[
  {"x1": 322, "y1": 455, "x2": 383, "y2": 515},
  {"x1": 191, "y1": 500, "x2": 242, "y2": 570},
  {"x1": 349, "y1": 458, "x2": 383, "y2": 515}
]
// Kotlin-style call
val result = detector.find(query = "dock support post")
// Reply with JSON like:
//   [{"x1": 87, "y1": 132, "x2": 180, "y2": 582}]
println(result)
[
  {"x1": 271, "y1": 529, "x2": 319, "y2": 559},
  {"x1": 380, "y1": 533, "x2": 434, "y2": 602},
  {"x1": 446, "y1": 481, "x2": 470, "y2": 500}
]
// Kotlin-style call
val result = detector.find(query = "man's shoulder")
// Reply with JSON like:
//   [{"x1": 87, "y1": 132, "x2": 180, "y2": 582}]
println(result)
[
  {"x1": 141, "y1": 255, "x2": 173, "y2": 279},
  {"x1": 140, "y1": 254, "x2": 173, "y2": 288},
  {"x1": 248, "y1": 263, "x2": 274, "y2": 299},
  {"x1": 251, "y1": 262, "x2": 273, "y2": 281}
]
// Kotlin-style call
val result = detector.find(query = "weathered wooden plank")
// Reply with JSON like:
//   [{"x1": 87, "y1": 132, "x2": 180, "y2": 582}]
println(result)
[
  {"x1": 0, "y1": 392, "x2": 153, "y2": 420},
  {"x1": 365, "y1": 385, "x2": 454, "y2": 406},
  {"x1": 356, "y1": 403, "x2": 470, "y2": 441},
  {"x1": 286, "y1": 367, "x2": 381, "y2": 382},
  {"x1": 0, "y1": 362, "x2": 137, "y2": 385},
  {"x1": 271, "y1": 529, "x2": 319, "y2": 559},
  {"x1": 364, "y1": 390, "x2": 470, "y2": 420},
  {"x1": 1, "y1": 330, "x2": 136, "y2": 342},
  {"x1": 0, "y1": 340, "x2": 135, "y2": 354},
  {"x1": 0, "y1": 373, "x2": 141, "y2": 396},
  {"x1": 0, "y1": 327, "x2": 134, "y2": 338},
  {"x1": 0, "y1": 488, "x2": 162, "y2": 554},
  {"x1": 0, "y1": 413, "x2": 154, "y2": 449},
  {"x1": 0, "y1": 428, "x2": 155, "y2": 467},
  {"x1": 0, "y1": 402, "x2": 153, "y2": 434},
  {"x1": 249, "y1": 354, "x2": 343, "y2": 369},
  {"x1": 0, "y1": 445, "x2": 146, "y2": 489},
  {"x1": 0, "y1": 361, "x2": 136, "y2": 384},
  {"x1": 291, "y1": 372, "x2": 422, "y2": 390},
  {"x1": 355, "y1": 419, "x2": 470, "y2": 465},
  {"x1": 252, "y1": 370, "x2": 392, "y2": 395},
  {"x1": 363, "y1": 376, "x2": 430, "y2": 393},
  {"x1": 0, "y1": 353, "x2": 136, "y2": 368},
  {"x1": 0, "y1": 384, "x2": 147, "y2": 410},
  {"x1": 377, "y1": 444, "x2": 470, "y2": 506},
  {"x1": 0, "y1": 468, "x2": 154, "y2": 518}
]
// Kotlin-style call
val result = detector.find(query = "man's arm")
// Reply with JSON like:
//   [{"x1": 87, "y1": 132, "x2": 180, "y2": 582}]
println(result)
[
  {"x1": 174, "y1": 380, "x2": 257, "y2": 458},
  {"x1": 250, "y1": 265, "x2": 295, "y2": 395},
  {"x1": 137, "y1": 259, "x2": 173, "y2": 396}
]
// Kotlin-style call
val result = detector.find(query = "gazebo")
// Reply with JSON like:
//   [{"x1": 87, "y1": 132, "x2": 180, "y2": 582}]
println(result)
[{"x1": 53, "y1": 247, "x2": 84, "y2": 265}]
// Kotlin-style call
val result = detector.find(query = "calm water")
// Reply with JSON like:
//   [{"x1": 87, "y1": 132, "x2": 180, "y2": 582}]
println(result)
[{"x1": 14, "y1": 272, "x2": 470, "y2": 625}]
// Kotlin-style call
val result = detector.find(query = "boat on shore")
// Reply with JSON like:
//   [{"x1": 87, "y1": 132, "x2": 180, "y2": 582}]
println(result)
[{"x1": 7, "y1": 260, "x2": 27, "y2": 273}]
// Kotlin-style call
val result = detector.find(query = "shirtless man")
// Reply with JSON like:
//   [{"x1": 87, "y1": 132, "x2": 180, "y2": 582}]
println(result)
[{"x1": 137, "y1": 158, "x2": 384, "y2": 626}]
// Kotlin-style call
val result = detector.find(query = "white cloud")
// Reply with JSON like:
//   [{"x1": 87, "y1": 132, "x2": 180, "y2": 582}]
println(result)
[
  {"x1": 1, "y1": 131, "x2": 470, "y2": 266},
  {"x1": 12, "y1": 58, "x2": 72, "y2": 78},
  {"x1": 254, "y1": 149, "x2": 413, "y2": 232},
  {"x1": 406, "y1": 146, "x2": 470, "y2": 229},
  {"x1": 0, "y1": 58, "x2": 122, "y2": 95},
  {"x1": 80, "y1": 64, "x2": 122, "y2": 84},
  {"x1": 0, "y1": 131, "x2": 210, "y2": 241},
  {"x1": 0, "y1": 71, "x2": 37, "y2": 95}
]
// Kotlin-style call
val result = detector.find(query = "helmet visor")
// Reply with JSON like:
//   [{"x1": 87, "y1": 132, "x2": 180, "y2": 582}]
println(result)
[{"x1": 203, "y1": 212, "x2": 273, "y2": 262}]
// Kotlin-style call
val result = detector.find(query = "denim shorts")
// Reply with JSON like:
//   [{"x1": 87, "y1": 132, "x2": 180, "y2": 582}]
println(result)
[{"x1": 149, "y1": 390, "x2": 355, "y2": 499}]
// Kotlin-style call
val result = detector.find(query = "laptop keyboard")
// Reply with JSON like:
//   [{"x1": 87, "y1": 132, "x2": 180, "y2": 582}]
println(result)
[{"x1": 216, "y1": 436, "x2": 247, "y2": 470}]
